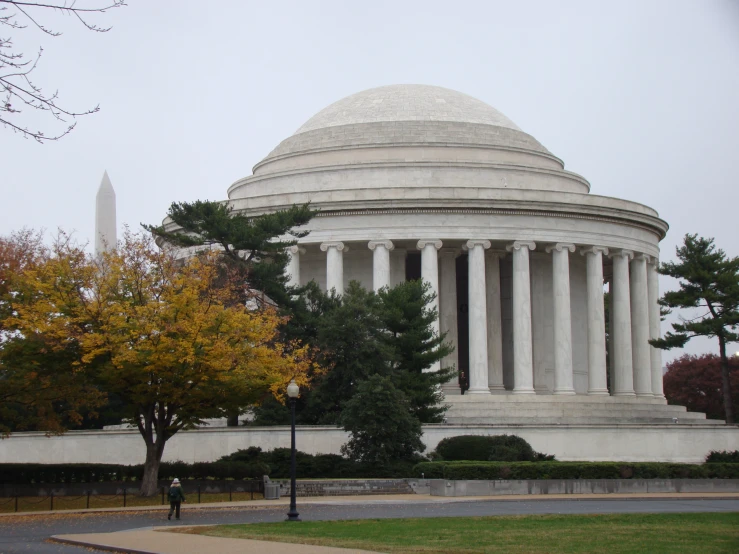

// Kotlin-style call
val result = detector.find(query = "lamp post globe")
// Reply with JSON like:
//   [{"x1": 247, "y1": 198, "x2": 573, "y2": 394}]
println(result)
[{"x1": 286, "y1": 379, "x2": 300, "y2": 521}]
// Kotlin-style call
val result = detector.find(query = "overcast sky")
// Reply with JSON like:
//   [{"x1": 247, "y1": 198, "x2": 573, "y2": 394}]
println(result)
[{"x1": 2, "y1": 0, "x2": 738, "y2": 362}]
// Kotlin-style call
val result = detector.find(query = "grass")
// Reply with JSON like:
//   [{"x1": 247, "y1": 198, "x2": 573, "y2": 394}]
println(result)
[
  {"x1": 179, "y1": 512, "x2": 739, "y2": 554},
  {"x1": 0, "y1": 491, "x2": 264, "y2": 513}
]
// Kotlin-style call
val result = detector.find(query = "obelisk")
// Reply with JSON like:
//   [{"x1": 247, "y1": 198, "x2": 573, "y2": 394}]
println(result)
[{"x1": 95, "y1": 170, "x2": 117, "y2": 255}]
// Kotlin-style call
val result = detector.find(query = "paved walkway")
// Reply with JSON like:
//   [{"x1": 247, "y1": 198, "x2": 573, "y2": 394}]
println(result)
[
  {"x1": 37, "y1": 492, "x2": 739, "y2": 554},
  {"x1": 5, "y1": 491, "x2": 739, "y2": 518},
  {"x1": 53, "y1": 530, "x2": 382, "y2": 554}
]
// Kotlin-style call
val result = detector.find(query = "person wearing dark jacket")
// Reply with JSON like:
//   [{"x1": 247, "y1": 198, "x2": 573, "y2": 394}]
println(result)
[{"x1": 167, "y1": 478, "x2": 186, "y2": 520}]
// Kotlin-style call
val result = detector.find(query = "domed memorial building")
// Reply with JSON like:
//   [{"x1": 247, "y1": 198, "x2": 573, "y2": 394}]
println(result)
[
  {"x1": 4, "y1": 85, "x2": 736, "y2": 468},
  {"x1": 224, "y1": 84, "x2": 709, "y2": 427}
]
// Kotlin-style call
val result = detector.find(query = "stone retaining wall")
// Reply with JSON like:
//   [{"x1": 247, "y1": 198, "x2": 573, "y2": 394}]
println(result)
[
  {"x1": 2, "y1": 424, "x2": 738, "y2": 464},
  {"x1": 275, "y1": 479, "x2": 414, "y2": 497},
  {"x1": 430, "y1": 478, "x2": 739, "y2": 496}
]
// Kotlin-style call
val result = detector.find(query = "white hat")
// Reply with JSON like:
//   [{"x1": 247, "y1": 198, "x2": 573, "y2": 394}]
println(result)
[{"x1": 172, "y1": 478, "x2": 180, "y2": 484}]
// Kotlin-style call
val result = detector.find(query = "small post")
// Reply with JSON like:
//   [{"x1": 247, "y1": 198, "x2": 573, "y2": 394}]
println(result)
[
  {"x1": 198, "y1": 485, "x2": 201, "y2": 504},
  {"x1": 123, "y1": 488, "x2": 127, "y2": 508},
  {"x1": 161, "y1": 486, "x2": 165, "y2": 505},
  {"x1": 50, "y1": 492, "x2": 54, "y2": 511},
  {"x1": 86, "y1": 491, "x2": 90, "y2": 509}
]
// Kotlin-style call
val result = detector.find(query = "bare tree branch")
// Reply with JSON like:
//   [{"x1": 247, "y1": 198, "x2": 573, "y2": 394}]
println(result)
[{"x1": 0, "y1": 1, "x2": 126, "y2": 142}]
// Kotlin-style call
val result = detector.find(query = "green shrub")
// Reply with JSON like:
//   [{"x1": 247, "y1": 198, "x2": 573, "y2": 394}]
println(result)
[
  {"x1": 487, "y1": 435, "x2": 536, "y2": 462},
  {"x1": 706, "y1": 450, "x2": 739, "y2": 463},
  {"x1": 219, "y1": 446, "x2": 264, "y2": 463},
  {"x1": 411, "y1": 461, "x2": 739, "y2": 480},
  {"x1": 434, "y1": 434, "x2": 554, "y2": 462}
]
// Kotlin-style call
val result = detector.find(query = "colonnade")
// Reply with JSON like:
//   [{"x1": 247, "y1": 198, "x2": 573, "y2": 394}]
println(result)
[{"x1": 286, "y1": 240, "x2": 664, "y2": 398}]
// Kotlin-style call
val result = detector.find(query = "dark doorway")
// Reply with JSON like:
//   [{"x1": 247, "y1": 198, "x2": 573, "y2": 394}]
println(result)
[
  {"x1": 405, "y1": 251, "x2": 421, "y2": 281},
  {"x1": 456, "y1": 253, "x2": 469, "y2": 393}
]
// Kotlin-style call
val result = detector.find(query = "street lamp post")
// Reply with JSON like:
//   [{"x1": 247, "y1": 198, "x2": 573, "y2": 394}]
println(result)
[{"x1": 286, "y1": 379, "x2": 301, "y2": 522}]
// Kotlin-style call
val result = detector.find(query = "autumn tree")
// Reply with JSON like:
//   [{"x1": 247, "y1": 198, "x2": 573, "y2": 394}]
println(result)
[
  {"x1": 0, "y1": 230, "x2": 106, "y2": 435},
  {"x1": 663, "y1": 353, "x2": 739, "y2": 421},
  {"x1": 145, "y1": 200, "x2": 316, "y2": 426},
  {"x1": 650, "y1": 234, "x2": 739, "y2": 424},
  {"x1": 9, "y1": 230, "x2": 311, "y2": 494}
]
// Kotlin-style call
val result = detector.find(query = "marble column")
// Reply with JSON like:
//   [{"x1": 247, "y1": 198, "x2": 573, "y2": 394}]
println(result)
[
  {"x1": 285, "y1": 245, "x2": 305, "y2": 288},
  {"x1": 368, "y1": 240, "x2": 394, "y2": 292},
  {"x1": 631, "y1": 254, "x2": 653, "y2": 397},
  {"x1": 546, "y1": 243, "x2": 576, "y2": 395},
  {"x1": 485, "y1": 251, "x2": 505, "y2": 392},
  {"x1": 320, "y1": 241, "x2": 346, "y2": 296},
  {"x1": 439, "y1": 248, "x2": 460, "y2": 395},
  {"x1": 581, "y1": 246, "x2": 609, "y2": 395},
  {"x1": 506, "y1": 241, "x2": 537, "y2": 394},
  {"x1": 608, "y1": 278, "x2": 615, "y2": 394},
  {"x1": 417, "y1": 240, "x2": 442, "y2": 373},
  {"x1": 647, "y1": 258, "x2": 665, "y2": 398},
  {"x1": 610, "y1": 250, "x2": 635, "y2": 396},
  {"x1": 466, "y1": 239, "x2": 491, "y2": 394}
]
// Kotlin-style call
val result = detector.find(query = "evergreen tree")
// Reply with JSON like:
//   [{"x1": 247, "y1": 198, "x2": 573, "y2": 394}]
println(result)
[
  {"x1": 340, "y1": 375, "x2": 425, "y2": 464},
  {"x1": 650, "y1": 234, "x2": 739, "y2": 424},
  {"x1": 143, "y1": 200, "x2": 315, "y2": 311},
  {"x1": 301, "y1": 282, "x2": 393, "y2": 424},
  {"x1": 377, "y1": 280, "x2": 454, "y2": 422}
]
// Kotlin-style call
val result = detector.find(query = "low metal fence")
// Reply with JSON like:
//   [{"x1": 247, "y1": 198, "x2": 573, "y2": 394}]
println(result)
[{"x1": 0, "y1": 479, "x2": 264, "y2": 512}]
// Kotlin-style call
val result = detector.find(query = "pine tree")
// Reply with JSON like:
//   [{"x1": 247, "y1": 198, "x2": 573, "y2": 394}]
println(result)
[
  {"x1": 650, "y1": 234, "x2": 739, "y2": 424},
  {"x1": 340, "y1": 375, "x2": 425, "y2": 464},
  {"x1": 377, "y1": 280, "x2": 454, "y2": 422},
  {"x1": 143, "y1": 200, "x2": 315, "y2": 311},
  {"x1": 302, "y1": 282, "x2": 393, "y2": 424}
]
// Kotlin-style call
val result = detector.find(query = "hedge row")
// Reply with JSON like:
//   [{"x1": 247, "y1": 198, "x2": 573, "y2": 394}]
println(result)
[
  {"x1": 218, "y1": 447, "x2": 418, "y2": 479},
  {"x1": 706, "y1": 450, "x2": 739, "y2": 463},
  {"x1": 412, "y1": 461, "x2": 739, "y2": 480},
  {"x1": 0, "y1": 449, "x2": 419, "y2": 484},
  {"x1": 0, "y1": 461, "x2": 269, "y2": 485}
]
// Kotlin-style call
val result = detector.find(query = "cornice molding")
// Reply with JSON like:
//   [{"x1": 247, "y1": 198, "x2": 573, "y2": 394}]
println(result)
[{"x1": 307, "y1": 206, "x2": 667, "y2": 240}]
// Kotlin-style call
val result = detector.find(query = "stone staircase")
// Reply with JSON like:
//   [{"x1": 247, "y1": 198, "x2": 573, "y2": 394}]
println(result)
[{"x1": 442, "y1": 395, "x2": 726, "y2": 425}]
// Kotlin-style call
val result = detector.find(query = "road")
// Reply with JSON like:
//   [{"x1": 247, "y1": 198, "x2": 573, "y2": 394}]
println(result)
[{"x1": 1, "y1": 497, "x2": 738, "y2": 554}]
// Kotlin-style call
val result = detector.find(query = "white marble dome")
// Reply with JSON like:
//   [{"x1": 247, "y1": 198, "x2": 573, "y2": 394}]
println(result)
[
  {"x1": 293, "y1": 84, "x2": 522, "y2": 133},
  {"x1": 227, "y1": 84, "x2": 591, "y2": 200}
]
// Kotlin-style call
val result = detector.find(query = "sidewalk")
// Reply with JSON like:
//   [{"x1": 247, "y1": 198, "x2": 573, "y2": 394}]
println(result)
[
  {"x1": 4, "y1": 491, "x2": 739, "y2": 518},
  {"x1": 52, "y1": 530, "x2": 383, "y2": 554}
]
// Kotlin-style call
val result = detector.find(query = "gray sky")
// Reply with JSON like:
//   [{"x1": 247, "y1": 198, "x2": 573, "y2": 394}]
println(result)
[{"x1": 2, "y1": 0, "x2": 738, "y2": 362}]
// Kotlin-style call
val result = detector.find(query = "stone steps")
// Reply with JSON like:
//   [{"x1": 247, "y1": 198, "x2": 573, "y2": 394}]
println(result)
[
  {"x1": 444, "y1": 406, "x2": 667, "y2": 413},
  {"x1": 443, "y1": 399, "x2": 681, "y2": 409},
  {"x1": 439, "y1": 395, "x2": 722, "y2": 425},
  {"x1": 443, "y1": 406, "x2": 700, "y2": 416},
  {"x1": 443, "y1": 416, "x2": 725, "y2": 425}
]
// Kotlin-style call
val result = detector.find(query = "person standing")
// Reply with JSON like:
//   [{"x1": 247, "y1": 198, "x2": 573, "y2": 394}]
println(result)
[{"x1": 167, "y1": 478, "x2": 186, "y2": 520}]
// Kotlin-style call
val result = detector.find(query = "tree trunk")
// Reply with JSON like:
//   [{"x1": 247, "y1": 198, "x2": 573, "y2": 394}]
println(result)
[
  {"x1": 718, "y1": 336, "x2": 735, "y2": 425},
  {"x1": 140, "y1": 439, "x2": 166, "y2": 496},
  {"x1": 227, "y1": 411, "x2": 239, "y2": 427}
]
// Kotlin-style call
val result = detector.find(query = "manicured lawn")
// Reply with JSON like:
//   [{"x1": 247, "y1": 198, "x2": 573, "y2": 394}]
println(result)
[{"x1": 181, "y1": 512, "x2": 739, "y2": 553}]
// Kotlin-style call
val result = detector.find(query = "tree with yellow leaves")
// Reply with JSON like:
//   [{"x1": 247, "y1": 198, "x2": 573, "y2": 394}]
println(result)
[
  {"x1": 1, "y1": 230, "x2": 107, "y2": 435},
  {"x1": 9, "y1": 230, "x2": 311, "y2": 495}
]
